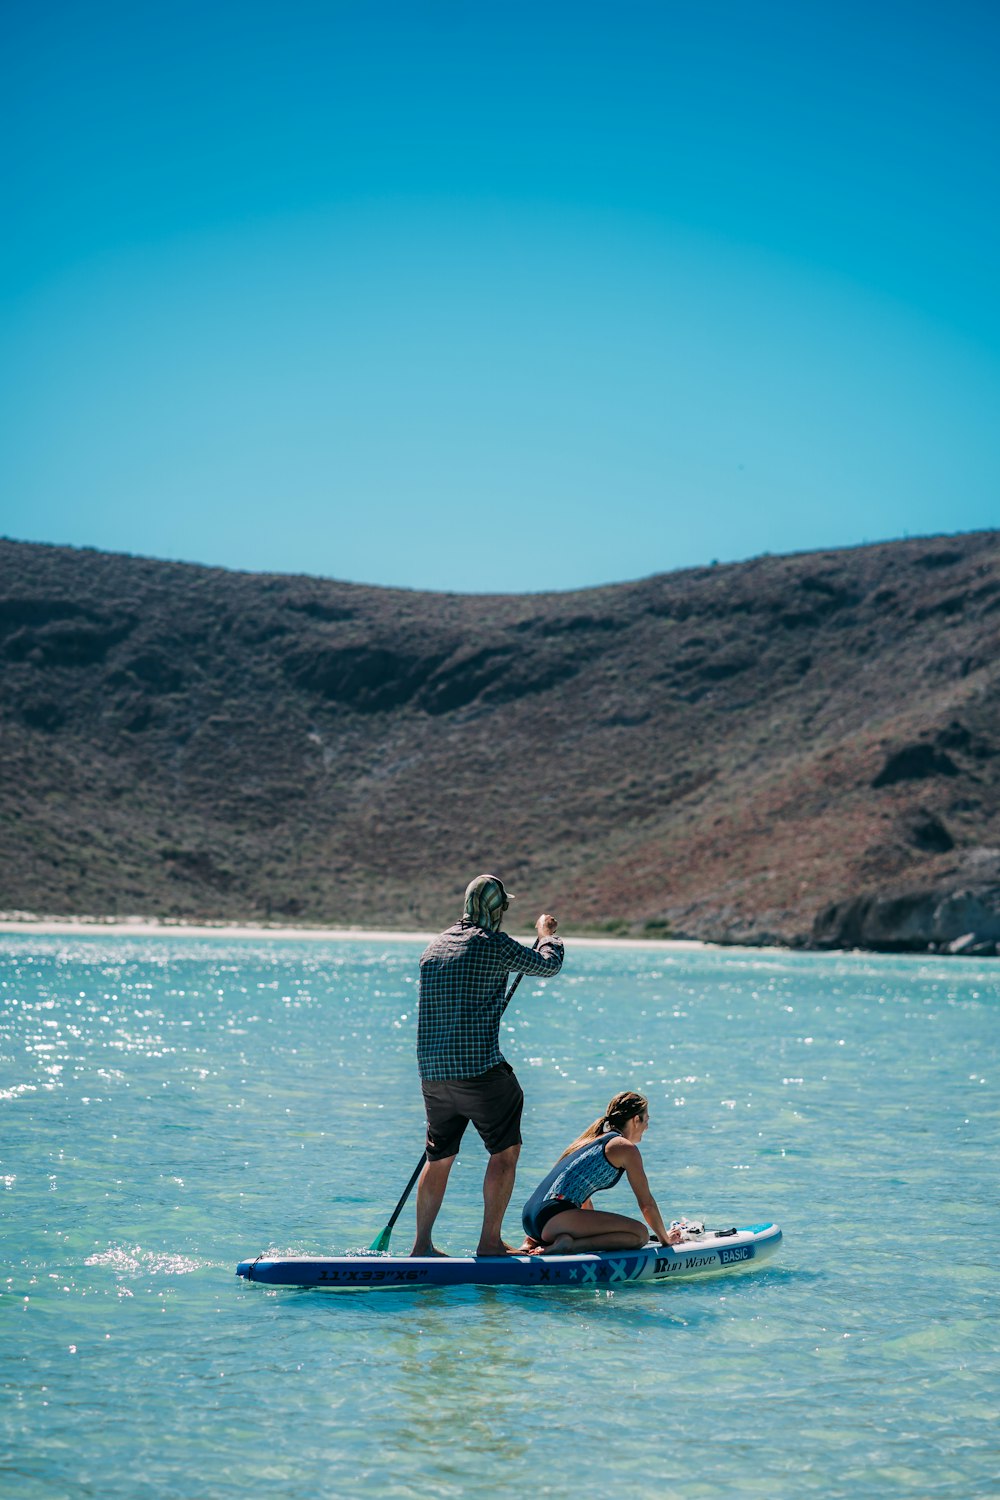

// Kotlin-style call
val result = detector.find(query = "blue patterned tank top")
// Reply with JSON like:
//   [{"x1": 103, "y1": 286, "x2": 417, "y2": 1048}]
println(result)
[{"x1": 523, "y1": 1132, "x2": 625, "y2": 1221}]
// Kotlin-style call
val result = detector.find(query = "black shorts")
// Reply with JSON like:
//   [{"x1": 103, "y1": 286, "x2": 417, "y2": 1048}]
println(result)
[
  {"x1": 522, "y1": 1195, "x2": 578, "y2": 1243},
  {"x1": 421, "y1": 1062, "x2": 524, "y2": 1161}
]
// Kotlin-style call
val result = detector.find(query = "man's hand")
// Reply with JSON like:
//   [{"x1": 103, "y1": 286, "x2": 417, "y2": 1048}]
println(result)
[{"x1": 535, "y1": 913, "x2": 558, "y2": 938}]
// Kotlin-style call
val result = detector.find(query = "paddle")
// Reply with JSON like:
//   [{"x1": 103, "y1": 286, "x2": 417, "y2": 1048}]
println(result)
[
  {"x1": 368, "y1": 939, "x2": 541, "y2": 1254},
  {"x1": 368, "y1": 1153, "x2": 425, "y2": 1253}
]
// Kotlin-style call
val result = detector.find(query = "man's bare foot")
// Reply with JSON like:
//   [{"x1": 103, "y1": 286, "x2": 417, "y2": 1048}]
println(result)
[
  {"x1": 410, "y1": 1245, "x2": 449, "y2": 1257},
  {"x1": 475, "y1": 1241, "x2": 516, "y2": 1257}
]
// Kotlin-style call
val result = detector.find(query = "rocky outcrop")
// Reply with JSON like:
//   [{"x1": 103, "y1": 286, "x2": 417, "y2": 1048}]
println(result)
[
  {"x1": 871, "y1": 743, "x2": 959, "y2": 787},
  {"x1": 812, "y1": 854, "x2": 1000, "y2": 954}
]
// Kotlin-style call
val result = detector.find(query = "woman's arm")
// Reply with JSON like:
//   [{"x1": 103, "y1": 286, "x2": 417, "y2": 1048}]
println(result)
[
  {"x1": 497, "y1": 927, "x2": 564, "y2": 978},
  {"x1": 605, "y1": 1139, "x2": 681, "y2": 1245}
]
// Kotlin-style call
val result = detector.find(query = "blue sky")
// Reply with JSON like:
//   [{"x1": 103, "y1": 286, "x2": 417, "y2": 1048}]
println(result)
[{"x1": 1, "y1": 0, "x2": 997, "y2": 593}]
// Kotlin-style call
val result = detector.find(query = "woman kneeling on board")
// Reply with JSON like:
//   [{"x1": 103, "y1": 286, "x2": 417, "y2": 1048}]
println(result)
[{"x1": 520, "y1": 1090, "x2": 683, "y2": 1254}]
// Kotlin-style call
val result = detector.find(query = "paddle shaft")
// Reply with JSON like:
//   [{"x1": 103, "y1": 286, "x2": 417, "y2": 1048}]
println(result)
[
  {"x1": 374, "y1": 938, "x2": 542, "y2": 1245},
  {"x1": 382, "y1": 1152, "x2": 426, "y2": 1236},
  {"x1": 498, "y1": 936, "x2": 538, "y2": 1012}
]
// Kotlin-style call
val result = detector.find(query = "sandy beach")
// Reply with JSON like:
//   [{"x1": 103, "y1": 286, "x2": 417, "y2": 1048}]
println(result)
[{"x1": 0, "y1": 913, "x2": 708, "y2": 950}]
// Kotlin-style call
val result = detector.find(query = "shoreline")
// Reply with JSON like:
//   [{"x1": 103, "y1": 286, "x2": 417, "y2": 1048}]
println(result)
[
  {"x1": 0, "y1": 915, "x2": 990, "y2": 961},
  {"x1": 0, "y1": 912, "x2": 709, "y2": 951}
]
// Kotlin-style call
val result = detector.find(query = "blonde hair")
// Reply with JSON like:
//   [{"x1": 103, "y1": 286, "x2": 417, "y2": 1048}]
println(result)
[{"x1": 557, "y1": 1090, "x2": 648, "y2": 1160}]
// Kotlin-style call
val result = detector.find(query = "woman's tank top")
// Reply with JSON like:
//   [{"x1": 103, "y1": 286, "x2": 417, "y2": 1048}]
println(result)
[{"x1": 528, "y1": 1132, "x2": 625, "y2": 1213}]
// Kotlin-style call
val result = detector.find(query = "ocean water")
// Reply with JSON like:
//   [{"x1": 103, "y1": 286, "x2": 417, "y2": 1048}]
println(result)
[{"x1": 1, "y1": 932, "x2": 997, "y2": 1500}]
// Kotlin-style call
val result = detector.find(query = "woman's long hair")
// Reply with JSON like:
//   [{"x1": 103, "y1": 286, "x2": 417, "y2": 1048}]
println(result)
[{"x1": 557, "y1": 1090, "x2": 648, "y2": 1160}]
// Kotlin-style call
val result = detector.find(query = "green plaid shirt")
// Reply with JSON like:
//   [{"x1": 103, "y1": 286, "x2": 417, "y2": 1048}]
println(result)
[{"x1": 417, "y1": 921, "x2": 564, "y2": 1081}]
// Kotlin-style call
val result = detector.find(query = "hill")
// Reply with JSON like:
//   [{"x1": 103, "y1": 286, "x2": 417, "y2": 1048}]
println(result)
[{"x1": 1, "y1": 533, "x2": 998, "y2": 953}]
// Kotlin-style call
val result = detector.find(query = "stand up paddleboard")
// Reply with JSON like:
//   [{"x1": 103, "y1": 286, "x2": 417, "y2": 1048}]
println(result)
[{"x1": 236, "y1": 1222, "x2": 781, "y2": 1290}]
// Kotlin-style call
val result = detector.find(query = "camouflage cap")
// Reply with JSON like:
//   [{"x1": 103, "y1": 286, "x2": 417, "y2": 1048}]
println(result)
[{"x1": 463, "y1": 874, "x2": 513, "y2": 932}]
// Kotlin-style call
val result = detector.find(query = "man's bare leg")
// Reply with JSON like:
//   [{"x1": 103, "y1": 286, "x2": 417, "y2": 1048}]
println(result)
[
  {"x1": 477, "y1": 1143, "x2": 520, "y2": 1256},
  {"x1": 410, "y1": 1155, "x2": 455, "y2": 1256}
]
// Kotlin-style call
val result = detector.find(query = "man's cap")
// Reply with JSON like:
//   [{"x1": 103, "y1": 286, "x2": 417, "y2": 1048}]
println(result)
[{"x1": 464, "y1": 874, "x2": 513, "y2": 929}]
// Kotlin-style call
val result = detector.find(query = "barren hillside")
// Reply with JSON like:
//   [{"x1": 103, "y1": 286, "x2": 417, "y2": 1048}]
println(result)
[{"x1": 2, "y1": 533, "x2": 998, "y2": 951}]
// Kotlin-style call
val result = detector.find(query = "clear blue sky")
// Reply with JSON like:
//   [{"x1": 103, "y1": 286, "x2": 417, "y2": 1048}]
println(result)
[{"x1": 1, "y1": 0, "x2": 997, "y2": 593}]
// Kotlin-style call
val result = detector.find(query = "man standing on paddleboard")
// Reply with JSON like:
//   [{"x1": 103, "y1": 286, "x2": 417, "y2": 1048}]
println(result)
[{"x1": 413, "y1": 874, "x2": 563, "y2": 1257}]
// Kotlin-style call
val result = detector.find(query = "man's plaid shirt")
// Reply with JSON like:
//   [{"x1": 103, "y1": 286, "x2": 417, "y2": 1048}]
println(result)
[{"x1": 417, "y1": 921, "x2": 565, "y2": 1081}]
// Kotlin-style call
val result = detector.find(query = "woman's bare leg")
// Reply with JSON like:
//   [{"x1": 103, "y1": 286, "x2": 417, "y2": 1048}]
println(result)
[
  {"x1": 532, "y1": 1208, "x2": 650, "y2": 1254},
  {"x1": 542, "y1": 1229, "x2": 645, "y2": 1252}
]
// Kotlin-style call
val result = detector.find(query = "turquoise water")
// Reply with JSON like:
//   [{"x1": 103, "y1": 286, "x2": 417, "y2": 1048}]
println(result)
[{"x1": 1, "y1": 933, "x2": 997, "y2": 1499}]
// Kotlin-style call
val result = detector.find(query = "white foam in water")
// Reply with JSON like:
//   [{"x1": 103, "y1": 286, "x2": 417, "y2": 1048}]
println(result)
[{"x1": 84, "y1": 1245, "x2": 209, "y2": 1276}]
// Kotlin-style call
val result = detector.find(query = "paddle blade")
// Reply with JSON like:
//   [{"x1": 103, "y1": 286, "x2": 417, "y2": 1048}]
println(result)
[{"x1": 368, "y1": 1225, "x2": 393, "y2": 1254}]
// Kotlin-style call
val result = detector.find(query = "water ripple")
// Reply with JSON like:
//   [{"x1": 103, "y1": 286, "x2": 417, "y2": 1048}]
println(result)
[{"x1": 1, "y1": 933, "x2": 997, "y2": 1499}]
